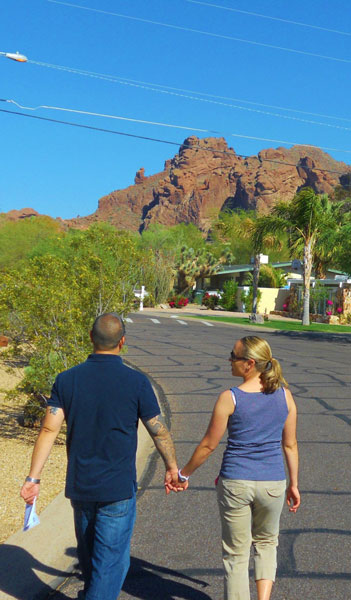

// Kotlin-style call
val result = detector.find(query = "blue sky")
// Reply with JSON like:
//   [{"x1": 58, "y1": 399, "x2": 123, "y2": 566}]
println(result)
[{"x1": 1, "y1": 0, "x2": 351, "y2": 219}]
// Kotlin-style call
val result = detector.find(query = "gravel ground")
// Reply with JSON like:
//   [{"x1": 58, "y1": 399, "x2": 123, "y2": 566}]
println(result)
[{"x1": 0, "y1": 350, "x2": 66, "y2": 543}]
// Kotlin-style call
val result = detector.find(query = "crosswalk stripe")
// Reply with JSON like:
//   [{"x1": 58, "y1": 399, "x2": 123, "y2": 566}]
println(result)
[
  {"x1": 201, "y1": 321, "x2": 214, "y2": 326},
  {"x1": 176, "y1": 320, "x2": 187, "y2": 325},
  {"x1": 125, "y1": 317, "x2": 133, "y2": 323},
  {"x1": 150, "y1": 318, "x2": 160, "y2": 324}
]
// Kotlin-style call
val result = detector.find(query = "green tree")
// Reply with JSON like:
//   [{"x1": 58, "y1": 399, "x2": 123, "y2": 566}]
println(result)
[
  {"x1": 138, "y1": 223, "x2": 208, "y2": 300},
  {"x1": 221, "y1": 279, "x2": 238, "y2": 311},
  {"x1": 245, "y1": 264, "x2": 287, "y2": 288},
  {"x1": 251, "y1": 188, "x2": 349, "y2": 325},
  {"x1": 210, "y1": 209, "x2": 290, "y2": 264},
  {"x1": 139, "y1": 223, "x2": 206, "y2": 256},
  {"x1": 212, "y1": 210, "x2": 288, "y2": 316},
  {"x1": 0, "y1": 216, "x2": 62, "y2": 271},
  {"x1": 0, "y1": 223, "x2": 141, "y2": 419},
  {"x1": 334, "y1": 222, "x2": 351, "y2": 275}
]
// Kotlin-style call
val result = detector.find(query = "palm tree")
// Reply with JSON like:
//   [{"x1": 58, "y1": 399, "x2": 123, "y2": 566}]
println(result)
[
  {"x1": 212, "y1": 210, "x2": 282, "y2": 317},
  {"x1": 251, "y1": 188, "x2": 349, "y2": 325},
  {"x1": 237, "y1": 217, "x2": 282, "y2": 317},
  {"x1": 296, "y1": 197, "x2": 348, "y2": 279}
]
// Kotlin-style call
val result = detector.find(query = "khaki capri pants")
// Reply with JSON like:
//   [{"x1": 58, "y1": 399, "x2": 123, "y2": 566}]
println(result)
[{"x1": 217, "y1": 477, "x2": 286, "y2": 600}]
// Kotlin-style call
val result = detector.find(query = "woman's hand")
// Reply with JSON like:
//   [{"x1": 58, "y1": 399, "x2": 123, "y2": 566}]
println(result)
[{"x1": 286, "y1": 484, "x2": 300, "y2": 512}]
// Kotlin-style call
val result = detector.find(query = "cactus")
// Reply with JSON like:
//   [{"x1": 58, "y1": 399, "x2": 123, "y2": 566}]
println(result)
[{"x1": 175, "y1": 246, "x2": 233, "y2": 294}]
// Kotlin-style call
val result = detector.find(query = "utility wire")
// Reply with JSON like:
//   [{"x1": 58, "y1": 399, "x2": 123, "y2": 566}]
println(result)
[
  {"x1": 27, "y1": 59, "x2": 351, "y2": 124},
  {"x1": 47, "y1": 0, "x2": 351, "y2": 65},
  {"x1": 184, "y1": 0, "x2": 351, "y2": 37},
  {"x1": 0, "y1": 107, "x2": 350, "y2": 181},
  {"x1": 27, "y1": 60, "x2": 351, "y2": 133},
  {"x1": 3, "y1": 98, "x2": 351, "y2": 155}
]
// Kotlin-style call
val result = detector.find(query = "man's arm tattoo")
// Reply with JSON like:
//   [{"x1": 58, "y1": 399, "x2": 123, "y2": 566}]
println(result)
[
  {"x1": 49, "y1": 407, "x2": 59, "y2": 415},
  {"x1": 143, "y1": 415, "x2": 176, "y2": 468},
  {"x1": 143, "y1": 415, "x2": 165, "y2": 436}
]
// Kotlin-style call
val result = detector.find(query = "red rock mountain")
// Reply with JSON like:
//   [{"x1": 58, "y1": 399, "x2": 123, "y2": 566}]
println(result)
[{"x1": 4, "y1": 137, "x2": 350, "y2": 233}]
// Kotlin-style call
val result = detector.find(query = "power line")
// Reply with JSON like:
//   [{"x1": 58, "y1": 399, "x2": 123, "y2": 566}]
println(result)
[
  {"x1": 4, "y1": 98, "x2": 351, "y2": 155},
  {"x1": 28, "y1": 60, "x2": 351, "y2": 125},
  {"x1": 1, "y1": 106, "x2": 350, "y2": 182},
  {"x1": 47, "y1": 0, "x2": 351, "y2": 65},
  {"x1": 184, "y1": 0, "x2": 351, "y2": 37},
  {"x1": 4, "y1": 99, "x2": 209, "y2": 133},
  {"x1": 27, "y1": 60, "x2": 351, "y2": 133}
]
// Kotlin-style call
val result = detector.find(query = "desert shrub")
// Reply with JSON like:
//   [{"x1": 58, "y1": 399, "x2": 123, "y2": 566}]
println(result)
[
  {"x1": 141, "y1": 292, "x2": 156, "y2": 308},
  {"x1": 309, "y1": 282, "x2": 329, "y2": 314},
  {"x1": 240, "y1": 287, "x2": 262, "y2": 313},
  {"x1": 221, "y1": 280, "x2": 238, "y2": 311}
]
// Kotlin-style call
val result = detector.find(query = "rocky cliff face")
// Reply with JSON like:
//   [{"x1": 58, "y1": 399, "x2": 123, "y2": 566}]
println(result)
[
  {"x1": 4, "y1": 137, "x2": 350, "y2": 233},
  {"x1": 65, "y1": 137, "x2": 350, "y2": 233}
]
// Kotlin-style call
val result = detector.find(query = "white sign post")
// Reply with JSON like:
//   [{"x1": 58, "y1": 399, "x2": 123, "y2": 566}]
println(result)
[{"x1": 139, "y1": 285, "x2": 145, "y2": 311}]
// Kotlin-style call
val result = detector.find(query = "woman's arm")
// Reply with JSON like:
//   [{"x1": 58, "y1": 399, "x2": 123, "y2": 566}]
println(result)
[
  {"x1": 181, "y1": 390, "x2": 234, "y2": 478},
  {"x1": 282, "y1": 388, "x2": 300, "y2": 512}
]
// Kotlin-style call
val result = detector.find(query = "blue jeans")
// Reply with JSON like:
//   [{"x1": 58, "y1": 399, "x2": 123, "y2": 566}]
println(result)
[{"x1": 71, "y1": 494, "x2": 136, "y2": 600}]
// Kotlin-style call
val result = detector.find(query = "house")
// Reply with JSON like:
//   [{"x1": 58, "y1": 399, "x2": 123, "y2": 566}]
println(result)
[{"x1": 195, "y1": 257, "x2": 351, "y2": 316}]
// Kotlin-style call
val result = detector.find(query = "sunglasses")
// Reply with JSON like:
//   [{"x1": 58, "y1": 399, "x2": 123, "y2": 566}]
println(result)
[{"x1": 229, "y1": 350, "x2": 248, "y2": 362}]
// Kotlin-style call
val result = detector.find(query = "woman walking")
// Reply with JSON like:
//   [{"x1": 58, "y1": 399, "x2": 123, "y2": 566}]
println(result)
[{"x1": 178, "y1": 336, "x2": 300, "y2": 600}]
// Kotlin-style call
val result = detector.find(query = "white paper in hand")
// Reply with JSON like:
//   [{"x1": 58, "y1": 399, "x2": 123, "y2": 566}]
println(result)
[{"x1": 23, "y1": 496, "x2": 40, "y2": 531}]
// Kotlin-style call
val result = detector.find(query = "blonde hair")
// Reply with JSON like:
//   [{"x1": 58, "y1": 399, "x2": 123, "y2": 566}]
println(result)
[{"x1": 240, "y1": 336, "x2": 288, "y2": 394}]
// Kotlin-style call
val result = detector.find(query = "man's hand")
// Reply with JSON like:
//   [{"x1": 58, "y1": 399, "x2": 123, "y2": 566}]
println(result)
[
  {"x1": 164, "y1": 468, "x2": 188, "y2": 494},
  {"x1": 20, "y1": 481, "x2": 40, "y2": 505},
  {"x1": 143, "y1": 415, "x2": 186, "y2": 495}
]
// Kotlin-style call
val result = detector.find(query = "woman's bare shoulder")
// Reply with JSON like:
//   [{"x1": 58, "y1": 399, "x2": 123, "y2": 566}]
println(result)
[
  {"x1": 284, "y1": 387, "x2": 296, "y2": 410},
  {"x1": 216, "y1": 389, "x2": 235, "y2": 415}
]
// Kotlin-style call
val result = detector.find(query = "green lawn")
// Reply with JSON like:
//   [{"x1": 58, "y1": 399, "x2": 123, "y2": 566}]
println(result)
[{"x1": 185, "y1": 314, "x2": 351, "y2": 333}]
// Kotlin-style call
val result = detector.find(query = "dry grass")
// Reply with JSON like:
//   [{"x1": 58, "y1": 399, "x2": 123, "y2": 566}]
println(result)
[{"x1": 0, "y1": 349, "x2": 67, "y2": 543}]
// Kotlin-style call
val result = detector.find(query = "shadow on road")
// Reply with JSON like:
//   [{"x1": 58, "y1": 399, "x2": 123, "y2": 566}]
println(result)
[
  {"x1": 0, "y1": 544, "x2": 74, "y2": 600},
  {"x1": 272, "y1": 329, "x2": 351, "y2": 344},
  {"x1": 122, "y1": 556, "x2": 213, "y2": 599}
]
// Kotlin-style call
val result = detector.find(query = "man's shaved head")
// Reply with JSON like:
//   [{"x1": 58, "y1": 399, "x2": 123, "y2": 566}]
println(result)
[{"x1": 91, "y1": 313, "x2": 125, "y2": 350}]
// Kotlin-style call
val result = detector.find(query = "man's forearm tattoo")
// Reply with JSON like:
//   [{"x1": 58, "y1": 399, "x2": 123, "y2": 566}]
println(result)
[
  {"x1": 49, "y1": 407, "x2": 59, "y2": 415},
  {"x1": 143, "y1": 415, "x2": 164, "y2": 436},
  {"x1": 143, "y1": 415, "x2": 176, "y2": 467}
]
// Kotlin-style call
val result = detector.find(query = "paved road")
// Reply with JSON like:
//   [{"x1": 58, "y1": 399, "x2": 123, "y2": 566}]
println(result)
[{"x1": 52, "y1": 314, "x2": 351, "y2": 600}]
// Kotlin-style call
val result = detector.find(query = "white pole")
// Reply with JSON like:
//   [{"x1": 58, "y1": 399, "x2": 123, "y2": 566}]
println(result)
[{"x1": 139, "y1": 285, "x2": 145, "y2": 311}]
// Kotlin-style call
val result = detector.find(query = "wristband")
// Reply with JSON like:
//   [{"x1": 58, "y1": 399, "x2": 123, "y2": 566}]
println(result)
[
  {"x1": 178, "y1": 469, "x2": 189, "y2": 483},
  {"x1": 25, "y1": 476, "x2": 41, "y2": 484}
]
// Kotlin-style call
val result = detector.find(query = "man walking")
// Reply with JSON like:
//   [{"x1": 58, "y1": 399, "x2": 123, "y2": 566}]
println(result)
[{"x1": 21, "y1": 313, "x2": 181, "y2": 599}]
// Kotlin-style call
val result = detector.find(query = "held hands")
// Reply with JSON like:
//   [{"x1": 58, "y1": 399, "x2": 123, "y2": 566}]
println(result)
[
  {"x1": 286, "y1": 484, "x2": 300, "y2": 513},
  {"x1": 164, "y1": 468, "x2": 189, "y2": 495}
]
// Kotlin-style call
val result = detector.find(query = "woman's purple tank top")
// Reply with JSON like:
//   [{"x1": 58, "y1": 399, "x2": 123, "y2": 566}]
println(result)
[{"x1": 220, "y1": 386, "x2": 288, "y2": 481}]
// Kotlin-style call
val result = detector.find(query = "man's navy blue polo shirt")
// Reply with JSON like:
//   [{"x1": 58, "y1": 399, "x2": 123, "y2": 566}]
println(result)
[{"x1": 47, "y1": 354, "x2": 160, "y2": 502}]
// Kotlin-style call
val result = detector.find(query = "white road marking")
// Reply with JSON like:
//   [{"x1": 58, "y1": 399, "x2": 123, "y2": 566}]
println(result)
[
  {"x1": 176, "y1": 320, "x2": 187, "y2": 325},
  {"x1": 170, "y1": 315, "x2": 180, "y2": 318},
  {"x1": 150, "y1": 318, "x2": 160, "y2": 324},
  {"x1": 125, "y1": 318, "x2": 133, "y2": 323},
  {"x1": 201, "y1": 321, "x2": 214, "y2": 326}
]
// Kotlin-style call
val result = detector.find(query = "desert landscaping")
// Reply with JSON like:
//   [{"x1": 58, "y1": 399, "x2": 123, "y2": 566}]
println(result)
[{"x1": 0, "y1": 349, "x2": 66, "y2": 543}]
